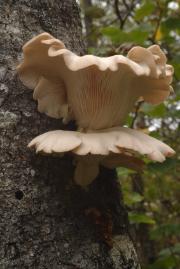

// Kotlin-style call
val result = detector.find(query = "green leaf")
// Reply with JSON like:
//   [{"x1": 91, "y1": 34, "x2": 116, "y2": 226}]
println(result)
[
  {"x1": 148, "y1": 131, "x2": 161, "y2": 139},
  {"x1": 168, "y1": 107, "x2": 180, "y2": 118},
  {"x1": 147, "y1": 158, "x2": 178, "y2": 174},
  {"x1": 172, "y1": 243, "x2": 180, "y2": 255},
  {"x1": 128, "y1": 212, "x2": 155, "y2": 224},
  {"x1": 163, "y1": 17, "x2": 180, "y2": 30},
  {"x1": 150, "y1": 223, "x2": 180, "y2": 240},
  {"x1": 134, "y1": 1, "x2": 156, "y2": 21},
  {"x1": 171, "y1": 62, "x2": 180, "y2": 79},
  {"x1": 124, "y1": 191, "x2": 144, "y2": 206},
  {"x1": 148, "y1": 255, "x2": 179, "y2": 269},
  {"x1": 142, "y1": 103, "x2": 166, "y2": 117},
  {"x1": 158, "y1": 248, "x2": 171, "y2": 257},
  {"x1": 127, "y1": 29, "x2": 149, "y2": 44},
  {"x1": 117, "y1": 167, "x2": 136, "y2": 177},
  {"x1": 101, "y1": 27, "x2": 125, "y2": 43},
  {"x1": 101, "y1": 27, "x2": 149, "y2": 45},
  {"x1": 125, "y1": 114, "x2": 133, "y2": 127},
  {"x1": 159, "y1": 243, "x2": 180, "y2": 257}
]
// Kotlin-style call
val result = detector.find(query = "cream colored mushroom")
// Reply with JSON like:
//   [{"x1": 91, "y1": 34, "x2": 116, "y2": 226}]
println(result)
[
  {"x1": 27, "y1": 127, "x2": 175, "y2": 186},
  {"x1": 17, "y1": 32, "x2": 175, "y2": 186}
]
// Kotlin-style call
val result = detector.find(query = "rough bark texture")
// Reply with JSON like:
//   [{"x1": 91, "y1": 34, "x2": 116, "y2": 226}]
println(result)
[{"x1": 0, "y1": 1, "x2": 140, "y2": 268}]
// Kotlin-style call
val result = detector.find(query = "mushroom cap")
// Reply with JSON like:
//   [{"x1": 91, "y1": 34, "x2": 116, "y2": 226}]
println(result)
[
  {"x1": 17, "y1": 33, "x2": 174, "y2": 130},
  {"x1": 28, "y1": 127, "x2": 175, "y2": 163},
  {"x1": 28, "y1": 127, "x2": 175, "y2": 186}
]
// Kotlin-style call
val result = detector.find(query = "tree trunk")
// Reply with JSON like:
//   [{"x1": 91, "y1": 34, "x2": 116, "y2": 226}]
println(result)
[{"x1": 0, "y1": 1, "x2": 140, "y2": 268}]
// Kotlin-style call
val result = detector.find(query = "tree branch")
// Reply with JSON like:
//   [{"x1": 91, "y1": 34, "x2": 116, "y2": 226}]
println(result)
[
  {"x1": 131, "y1": 100, "x2": 144, "y2": 129},
  {"x1": 114, "y1": 0, "x2": 136, "y2": 30}
]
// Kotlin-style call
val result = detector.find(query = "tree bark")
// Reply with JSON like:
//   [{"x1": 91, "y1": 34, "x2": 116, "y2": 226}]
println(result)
[{"x1": 0, "y1": 0, "x2": 140, "y2": 268}]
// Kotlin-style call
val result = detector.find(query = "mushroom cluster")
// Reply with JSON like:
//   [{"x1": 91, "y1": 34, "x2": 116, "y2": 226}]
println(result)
[{"x1": 17, "y1": 33, "x2": 175, "y2": 186}]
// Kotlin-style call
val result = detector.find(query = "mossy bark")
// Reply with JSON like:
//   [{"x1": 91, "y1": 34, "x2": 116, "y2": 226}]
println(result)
[{"x1": 0, "y1": 1, "x2": 140, "y2": 268}]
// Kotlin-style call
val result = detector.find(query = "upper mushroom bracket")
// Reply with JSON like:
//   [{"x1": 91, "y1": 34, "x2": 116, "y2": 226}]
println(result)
[{"x1": 17, "y1": 32, "x2": 173, "y2": 130}]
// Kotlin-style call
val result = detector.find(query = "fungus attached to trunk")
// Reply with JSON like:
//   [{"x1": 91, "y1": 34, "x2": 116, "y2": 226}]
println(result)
[{"x1": 17, "y1": 33, "x2": 175, "y2": 186}]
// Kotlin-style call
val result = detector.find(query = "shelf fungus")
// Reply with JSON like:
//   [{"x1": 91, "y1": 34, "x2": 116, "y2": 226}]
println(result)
[{"x1": 17, "y1": 32, "x2": 175, "y2": 186}]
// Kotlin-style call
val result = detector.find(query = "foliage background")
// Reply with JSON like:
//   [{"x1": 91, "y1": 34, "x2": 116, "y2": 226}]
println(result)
[{"x1": 80, "y1": 0, "x2": 180, "y2": 268}]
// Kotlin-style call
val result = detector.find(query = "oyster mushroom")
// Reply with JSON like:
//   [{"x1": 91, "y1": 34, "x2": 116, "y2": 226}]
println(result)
[{"x1": 17, "y1": 32, "x2": 175, "y2": 186}]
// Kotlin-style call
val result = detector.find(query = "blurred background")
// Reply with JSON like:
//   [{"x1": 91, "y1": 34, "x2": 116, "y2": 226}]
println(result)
[{"x1": 79, "y1": 0, "x2": 180, "y2": 268}]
